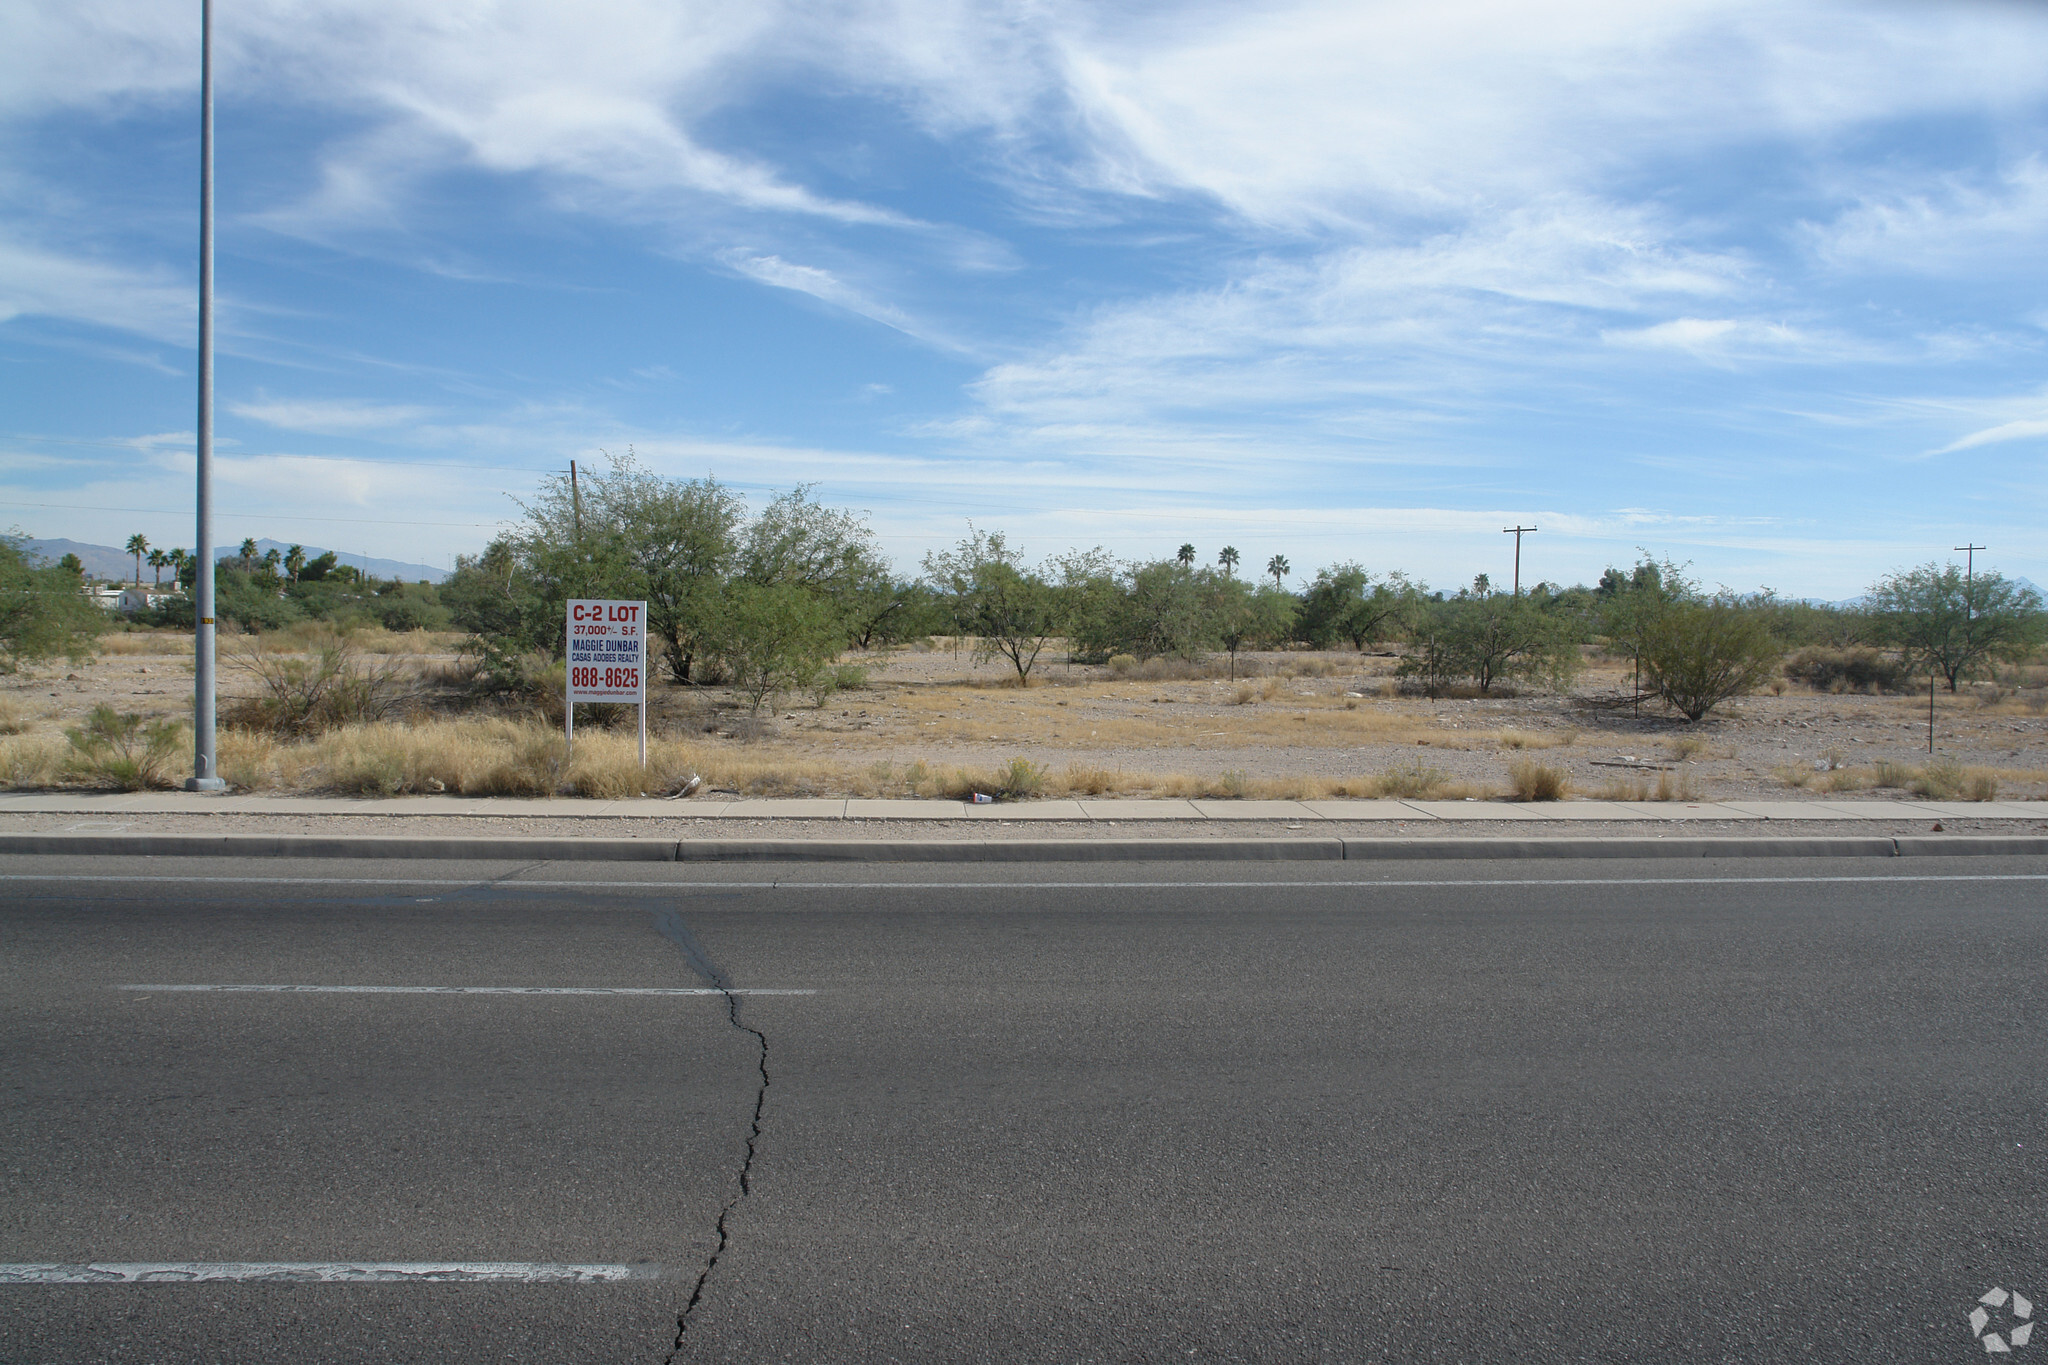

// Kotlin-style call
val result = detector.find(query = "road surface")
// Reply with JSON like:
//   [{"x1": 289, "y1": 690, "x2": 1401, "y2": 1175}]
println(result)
[{"x1": 3, "y1": 855, "x2": 2044, "y2": 1361}]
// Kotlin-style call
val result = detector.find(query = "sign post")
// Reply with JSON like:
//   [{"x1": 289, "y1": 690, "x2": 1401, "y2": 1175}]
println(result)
[{"x1": 565, "y1": 599, "x2": 647, "y2": 769}]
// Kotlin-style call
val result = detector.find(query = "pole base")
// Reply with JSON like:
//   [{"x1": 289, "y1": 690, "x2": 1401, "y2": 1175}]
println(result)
[{"x1": 184, "y1": 777, "x2": 228, "y2": 792}]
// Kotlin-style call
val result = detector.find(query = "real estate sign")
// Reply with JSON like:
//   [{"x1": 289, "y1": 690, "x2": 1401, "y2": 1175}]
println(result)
[{"x1": 565, "y1": 598, "x2": 647, "y2": 766}]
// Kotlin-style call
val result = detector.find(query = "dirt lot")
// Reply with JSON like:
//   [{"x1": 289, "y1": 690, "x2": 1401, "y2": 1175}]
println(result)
[{"x1": 4, "y1": 630, "x2": 2044, "y2": 803}]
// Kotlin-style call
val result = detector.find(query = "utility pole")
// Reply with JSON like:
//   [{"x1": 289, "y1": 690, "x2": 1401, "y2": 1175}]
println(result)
[
  {"x1": 186, "y1": 0, "x2": 225, "y2": 792},
  {"x1": 1503, "y1": 525, "x2": 1538, "y2": 596},
  {"x1": 1955, "y1": 543, "x2": 1985, "y2": 620},
  {"x1": 570, "y1": 460, "x2": 583, "y2": 544}
]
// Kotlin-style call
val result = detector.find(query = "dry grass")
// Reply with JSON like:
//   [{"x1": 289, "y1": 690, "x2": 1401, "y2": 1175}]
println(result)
[
  {"x1": 1772, "y1": 759, "x2": 2026, "y2": 801},
  {"x1": 1595, "y1": 770, "x2": 1701, "y2": 801},
  {"x1": 0, "y1": 695, "x2": 31, "y2": 736},
  {"x1": 97, "y1": 631, "x2": 192, "y2": 656},
  {"x1": 1507, "y1": 759, "x2": 1569, "y2": 801},
  {"x1": 0, "y1": 734, "x2": 67, "y2": 786},
  {"x1": 889, "y1": 683, "x2": 1433, "y2": 750}
]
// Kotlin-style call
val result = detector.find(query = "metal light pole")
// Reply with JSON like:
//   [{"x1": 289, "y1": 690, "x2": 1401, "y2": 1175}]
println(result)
[{"x1": 187, "y1": 0, "x2": 225, "y2": 791}]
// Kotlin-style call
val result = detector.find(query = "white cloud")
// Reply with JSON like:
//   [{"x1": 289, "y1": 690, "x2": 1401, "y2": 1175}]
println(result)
[
  {"x1": 718, "y1": 252, "x2": 947, "y2": 346},
  {"x1": 0, "y1": 235, "x2": 190, "y2": 340},
  {"x1": 1808, "y1": 159, "x2": 2048, "y2": 276},
  {"x1": 229, "y1": 398, "x2": 437, "y2": 432},
  {"x1": 1048, "y1": 0, "x2": 2048, "y2": 229},
  {"x1": 1933, "y1": 417, "x2": 2048, "y2": 455}
]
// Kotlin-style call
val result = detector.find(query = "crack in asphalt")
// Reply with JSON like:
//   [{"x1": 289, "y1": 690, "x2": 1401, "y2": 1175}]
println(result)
[{"x1": 651, "y1": 907, "x2": 770, "y2": 1362}]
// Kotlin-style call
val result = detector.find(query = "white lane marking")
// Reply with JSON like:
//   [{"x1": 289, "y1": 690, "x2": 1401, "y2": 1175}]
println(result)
[
  {"x1": 0, "y1": 1262, "x2": 663, "y2": 1284},
  {"x1": 114, "y1": 985, "x2": 813, "y2": 995},
  {"x1": 3, "y1": 873, "x2": 2043, "y2": 891}
]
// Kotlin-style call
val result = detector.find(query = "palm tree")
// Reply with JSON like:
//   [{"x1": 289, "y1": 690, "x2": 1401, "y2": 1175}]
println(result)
[
  {"x1": 146, "y1": 548, "x2": 168, "y2": 586},
  {"x1": 1176, "y1": 543, "x2": 1196, "y2": 568},
  {"x1": 285, "y1": 544, "x2": 306, "y2": 583},
  {"x1": 238, "y1": 538, "x2": 258, "y2": 570},
  {"x1": 1266, "y1": 554, "x2": 1290, "y2": 588},
  {"x1": 1217, "y1": 546, "x2": 1239, "y2": 576},
  {"x1": 125, "y1": 533, "x2": 149, "y2": 585}
]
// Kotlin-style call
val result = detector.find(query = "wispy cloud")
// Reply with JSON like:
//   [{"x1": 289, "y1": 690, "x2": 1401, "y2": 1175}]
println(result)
[
  {"x1": 1933, "y1": 417, "x2": 2048, "y2": 455},
  {"x1": 229, "y1": 398, "x2": 437, "y2": 432},
  {"x1": 718, "y1": 251, "x2": 972, "y2": 353},
  {"x1": 0, "y1": 234, "x2": 190, "y2": 340}
]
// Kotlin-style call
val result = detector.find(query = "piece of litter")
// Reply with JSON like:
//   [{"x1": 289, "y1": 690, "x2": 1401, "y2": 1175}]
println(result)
[{"x1": 970, "y1": 793, "x2": 994, "y2": 804}]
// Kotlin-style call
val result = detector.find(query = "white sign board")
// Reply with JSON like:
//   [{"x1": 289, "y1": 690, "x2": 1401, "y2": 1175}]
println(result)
[{"x1": 565, "y1": 599, "x2": 647, "y2": 766}]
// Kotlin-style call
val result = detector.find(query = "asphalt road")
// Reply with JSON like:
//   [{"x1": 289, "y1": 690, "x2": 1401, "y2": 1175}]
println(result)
[{"x1": 3, "y1": 855, "x2": 2046, "y2": 1363}]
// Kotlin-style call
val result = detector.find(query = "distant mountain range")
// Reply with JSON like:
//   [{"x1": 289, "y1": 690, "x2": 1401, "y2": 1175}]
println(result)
[{"x1": 20, "y1": 537, "x2": 448, "y2": 585}]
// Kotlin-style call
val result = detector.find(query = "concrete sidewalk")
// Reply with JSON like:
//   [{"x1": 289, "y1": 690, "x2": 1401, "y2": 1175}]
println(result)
[{"x1": 1, "y1": 792, "x2": 2042, "y2": 823}]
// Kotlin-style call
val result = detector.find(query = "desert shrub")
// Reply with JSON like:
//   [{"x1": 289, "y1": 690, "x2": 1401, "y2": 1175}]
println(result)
[
  {"x1": 1665, "y1": 735, "x2": 1710, "y2": 761},
  {"x1": 1912, "y1": 761, "x2": 1966, "y2": 800},
  {"x1": 1219, "y1": 768, "x2": 1250, "y2": 798},
  {"x1": 64, "y1": 705, "x2": 184, "y2": 790},
  {"x1": 1507, "y1": 759, "x2": 1568, "y2": 801},
  {"x1": 1107, "y1": 654, "x2": 1137, "y2": 676},
  {"x1": 226, "y1": 636, "x2": 415, "y2": 737},
  {"x1": 1639, "y1": 598, "x2": 1781, "y2": 721},
  {"x1": 1783, "y1": 647, "x2": 1910, "y2": 694},
  {"x1": 0, "y1": 694, "x2": 30, "y2": 735},
  {"x1": 1965, "y1": 770, "x2": 2000, "y2": 802},
  {"x1": 1871, "y1": 759, "x2": 1914, "y2": 788},
  {"x1": 975, "y1": 756, "x2": 1045, "y2": 799}
]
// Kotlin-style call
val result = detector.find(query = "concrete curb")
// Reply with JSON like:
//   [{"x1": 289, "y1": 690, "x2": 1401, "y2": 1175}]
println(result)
[
  {"x1": 674, "y1": 838, "x2": 1347, "y2": 862},
  {"x1": 2, "y1": 832, "x2": 2045, "y2": 862}
]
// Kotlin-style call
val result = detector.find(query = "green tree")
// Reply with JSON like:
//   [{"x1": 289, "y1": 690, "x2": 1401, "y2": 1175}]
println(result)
[
  {"x1": 923, "y1": 529, "x2": 1061, "y2": 682},
  {"x1": 284, "y1": 545, "x2": 307, "y2": 583},
  {"x1": 1217, "y1": 545, "x2": 1239, "y2": 576},
  {"x1": 1114, "y1": 560, "x2": 1217, "y2": 661},
  {"x1": 1869, "y1": 562, "x2": 2046, "y2": 692},
  {"x1": 237, "y1": 538, "x2": 259, "y2": 570},
  {"x1": 1298, "y1": 563, "x2": 1414, "y2": 650},
  {"x1": 1399, "y1": 592, "x2": 1581, "y2": 696},
  {"x1": 1210, "y1": 577, "x2": 1296, "y2": 678},
  {"x1": 500, "y1": 451, "x2": 746, "y2": 681},
  {"x1": 704, "y1": 580, "x2": 843, "y2": 715},
  {"x1": 1, "y1": 534, "x2": 108, "y2": 672},
  {"x1": 1266, "y1": 554, "x2": 1290, "y2": 588},
  {"x1": 1639, "y1": 596, "x2": 1782, "y2": 721},
  {"x1": 1597, "y1": 555, "x2": 1693, "y2": 709},
  {"x1": 146, "y1": 548, "x2": 168, "y2": 586},
  {"x1": 125, "y1": 534, "x2": 149, "y2": 585},
  {"x1": 58, "y1": 553, "x2": 84, "y2": 578},
  {"x1": 1176, "y1": 543, "x2": 1196, "y2": 568},
  {"x1": 1049, "y1": 547, "x2": 1122, "y2": 664}
]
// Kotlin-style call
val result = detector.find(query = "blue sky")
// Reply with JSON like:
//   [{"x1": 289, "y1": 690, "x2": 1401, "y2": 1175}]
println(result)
[{"x1": 3, "y1": 0, "x2": 2046, "y2": 596}]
